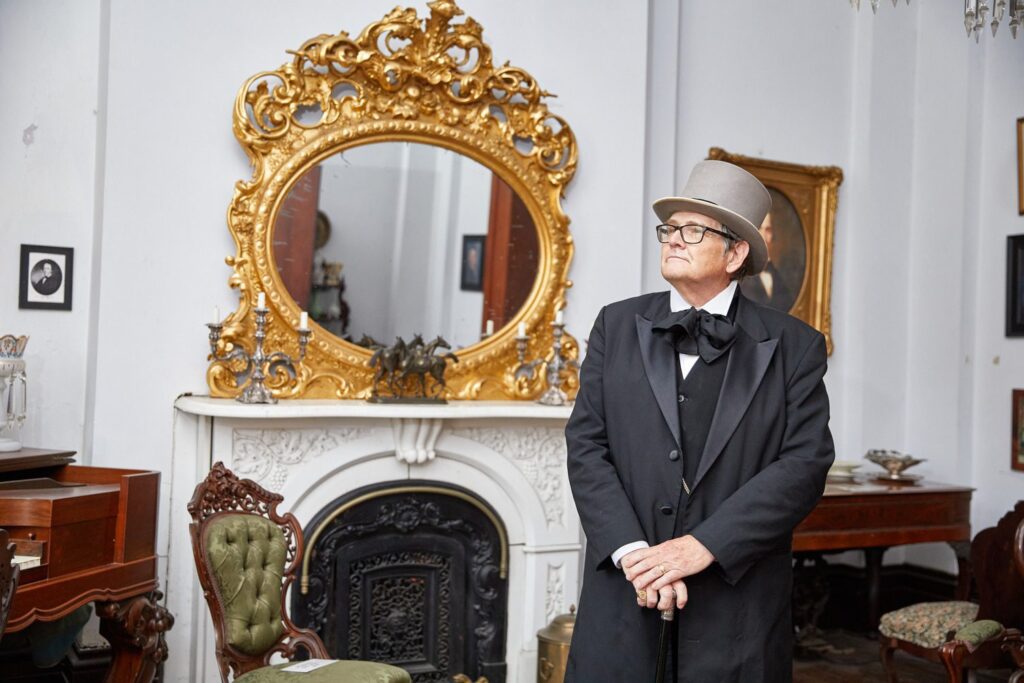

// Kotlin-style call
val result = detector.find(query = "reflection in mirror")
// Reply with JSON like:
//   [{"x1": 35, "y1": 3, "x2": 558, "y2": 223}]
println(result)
[
  {"x1": 273, "y1": 142, "x2": 539, "y2": 350},
  {"x1": 740, "y1": 187, "x2": 806, "y2": 312}
]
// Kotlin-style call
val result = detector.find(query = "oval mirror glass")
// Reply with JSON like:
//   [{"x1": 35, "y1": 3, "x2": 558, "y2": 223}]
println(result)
[{"x1": 272, "y1": 142, "x2": 540, "y2": 350}]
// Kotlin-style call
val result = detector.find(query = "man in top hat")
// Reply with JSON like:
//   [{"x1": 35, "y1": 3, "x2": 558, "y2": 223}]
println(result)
[{"x1": 565, "y1": 160, "x2": 834, "y2": 682}]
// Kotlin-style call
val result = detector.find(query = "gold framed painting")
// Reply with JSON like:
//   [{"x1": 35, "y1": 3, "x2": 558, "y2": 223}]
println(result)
[{"x1": 708, "y1": 147, "x2": 842, "y2": 354}]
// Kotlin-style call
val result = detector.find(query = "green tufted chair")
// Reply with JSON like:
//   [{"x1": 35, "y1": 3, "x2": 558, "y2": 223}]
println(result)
[
  {"x1": 879, "y1": 502, "x2": 1024, "y2": 682},
  {"x1": 188, "y1": 462, "x2": 411, "y2": 683}
]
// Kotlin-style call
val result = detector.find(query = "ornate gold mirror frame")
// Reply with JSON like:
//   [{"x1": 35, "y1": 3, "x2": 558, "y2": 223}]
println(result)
[{"x1": 208, "y1": 0, "x2": 579, "y2": 400}]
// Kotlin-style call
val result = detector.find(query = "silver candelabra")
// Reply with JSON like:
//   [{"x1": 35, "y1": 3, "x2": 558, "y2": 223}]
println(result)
[
  {"x1": 207, "y1": 304, "x2": 311, "y2": 404},
  {"x1": 515, "y1": 318, "x2": 579, "y2": 406}
]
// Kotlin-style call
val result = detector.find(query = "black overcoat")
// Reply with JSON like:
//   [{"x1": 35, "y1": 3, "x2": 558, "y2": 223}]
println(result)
[{"x1": 565, "y1": 290, "x2": 834, "y2": 682}]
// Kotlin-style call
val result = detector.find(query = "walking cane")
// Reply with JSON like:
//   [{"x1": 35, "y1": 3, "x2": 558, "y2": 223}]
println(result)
[{"x1": 654, "y1": 607, "x2": 674, "y2": 683}]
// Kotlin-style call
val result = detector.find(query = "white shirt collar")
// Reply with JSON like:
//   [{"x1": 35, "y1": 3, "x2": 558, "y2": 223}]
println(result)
[{"x1": 669, "y1": 280, "x2": 738, "y2": 315}]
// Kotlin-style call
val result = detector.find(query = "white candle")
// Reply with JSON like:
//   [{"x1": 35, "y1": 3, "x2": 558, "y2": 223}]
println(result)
[
  {"x1": 485, "y1": 319, "x2": 494, "y2": 336},
  {"x1": 213, "y1": 306, "x2": 220, "y2": 323},
  {"x1": 257, "y1": 292, "x2": 266, "y2": 308},
  {"x1": 555, "y1": 310, "x2": 564, "y2": 325},
  {"x1": 300, "y1": 311, "x2": 309, "y2": 329},
  {"x1": 517, "y1": 321, "x2": 527, "y2": 338}
]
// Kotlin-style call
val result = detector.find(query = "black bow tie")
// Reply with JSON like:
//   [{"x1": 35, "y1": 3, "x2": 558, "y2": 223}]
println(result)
[{"x1": 652, "y1": 307, "x2": 737, "y2": 364}]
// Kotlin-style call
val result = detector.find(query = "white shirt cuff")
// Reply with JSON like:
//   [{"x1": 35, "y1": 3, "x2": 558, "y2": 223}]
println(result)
[{"x1": 611, "y1": 541, "x2": 649, "y2": 568}]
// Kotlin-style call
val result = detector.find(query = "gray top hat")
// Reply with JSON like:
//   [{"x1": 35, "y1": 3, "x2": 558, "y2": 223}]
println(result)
[{"x1": 652, "y1": 160, "x2": 772, "y2": 274}]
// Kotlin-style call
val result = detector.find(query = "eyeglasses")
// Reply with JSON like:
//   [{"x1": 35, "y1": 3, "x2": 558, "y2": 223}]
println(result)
[{"x1": 654, "y1": 222, "x2": 737, "y2": 245}]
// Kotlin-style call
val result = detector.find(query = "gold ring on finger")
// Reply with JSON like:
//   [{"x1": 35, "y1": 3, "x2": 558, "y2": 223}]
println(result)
[{"x1": 636, "y1": 589, "x2": 646, "y2": 601}]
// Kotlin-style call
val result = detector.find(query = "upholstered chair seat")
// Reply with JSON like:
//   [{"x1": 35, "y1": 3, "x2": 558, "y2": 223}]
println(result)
[
  {"x1": 879, "y1": 601, "x2": 980, "y2": 649},
  {"x1": 953, "y1": 620, "x2": 1007, "y2": 651},
  {"x1": 235, "y1": 660, "x2": 412, "y2": 683}
]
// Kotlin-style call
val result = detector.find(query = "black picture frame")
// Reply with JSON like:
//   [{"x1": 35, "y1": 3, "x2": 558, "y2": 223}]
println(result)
[
  {"x1": 1009, "y1": 236, "x2": 1024, "y2": 336},
  {"x1": 19, "y1": 244, "x2": 74, "y2": 311},
  {"x1": 460, "y1": 234, "x2": 485, "y2": 292}
]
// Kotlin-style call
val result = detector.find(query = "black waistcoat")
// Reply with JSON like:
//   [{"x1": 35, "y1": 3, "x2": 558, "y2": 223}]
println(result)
[{"x1": 676, "y1": 354, "x2": 729, "y2": 492}]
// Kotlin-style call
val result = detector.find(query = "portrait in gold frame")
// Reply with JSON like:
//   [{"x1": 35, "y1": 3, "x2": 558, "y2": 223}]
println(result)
[
  {"x1": 207, "y1": 0, "x2": 580, "y2": 400},
  {"x1": 708, "y1": 147, "x2": 842, "y2": 354}
]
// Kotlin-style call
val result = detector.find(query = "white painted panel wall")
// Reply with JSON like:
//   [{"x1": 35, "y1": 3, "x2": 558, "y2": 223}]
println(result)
[
  {"x1": 0, "y1": 0, "x2": 103, "y2": 456},
  {"x1": 966, "y1": 32, "x2": 1024, "y2": 532}
]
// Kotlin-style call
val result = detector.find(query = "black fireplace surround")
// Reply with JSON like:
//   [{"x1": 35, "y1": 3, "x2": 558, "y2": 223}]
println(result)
[{"x1": 292, "y1": 480, "x2": 509, "y2": 682}]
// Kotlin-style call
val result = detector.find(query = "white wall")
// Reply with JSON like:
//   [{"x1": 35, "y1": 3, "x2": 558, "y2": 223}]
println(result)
[
  {"x1": 966, "y1": 30, "x2": 1024, "y2": 532},
  {"x1": 318, "y1": 143, "x2": 405, "y2": 341},
  {"x1": 442, "y1": 152, "x2": 492, "y2": 348},
  {"x1": 0, "y1": 0, "x2": 104, "y2": 455}
]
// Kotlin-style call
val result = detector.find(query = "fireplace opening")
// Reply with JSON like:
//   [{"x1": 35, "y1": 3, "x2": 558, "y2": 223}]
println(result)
[{"x1": 291, "y1": 480, "x2": 509, "y2": 682}]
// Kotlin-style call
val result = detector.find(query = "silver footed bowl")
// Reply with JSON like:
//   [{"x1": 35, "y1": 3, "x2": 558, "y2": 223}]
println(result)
[
  {"x1": 0, "y1": 335, "x2": 28, "y2": 359},
  {"x1": 864, "y1": 449, "x2": 925, "y2": 479}
]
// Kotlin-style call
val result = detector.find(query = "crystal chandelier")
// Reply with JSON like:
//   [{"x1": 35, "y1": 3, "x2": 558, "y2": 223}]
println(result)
[
  {"x1": 964, "y1": 0, "x2": 1023, "y2": 39},
  {"x1": 848, "y1": 0, "x2": 909, "y2": 11},
  {"x1": 848, "y1": 0, "x2": 1022, "y2": 39}
]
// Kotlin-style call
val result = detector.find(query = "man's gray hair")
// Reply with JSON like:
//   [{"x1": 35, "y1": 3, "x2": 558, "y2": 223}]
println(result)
[{"x1": 722, "y1": 226, "x2": 750, "y2": 281}]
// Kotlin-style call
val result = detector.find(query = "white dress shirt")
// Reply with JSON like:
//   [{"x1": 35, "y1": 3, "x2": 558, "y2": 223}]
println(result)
[{"x1": 610, "y1": 281, "x2": 738, "y2": 568}]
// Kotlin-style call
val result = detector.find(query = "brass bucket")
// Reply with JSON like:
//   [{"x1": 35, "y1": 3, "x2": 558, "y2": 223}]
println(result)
[{"x1": 537, "y1": 605, "x2": 575, "y2": 682}]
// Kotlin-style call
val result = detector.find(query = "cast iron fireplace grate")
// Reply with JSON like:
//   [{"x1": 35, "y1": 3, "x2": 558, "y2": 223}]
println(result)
[{"x1": 291, "y1": 480, "x2": 509, "y2": 682}]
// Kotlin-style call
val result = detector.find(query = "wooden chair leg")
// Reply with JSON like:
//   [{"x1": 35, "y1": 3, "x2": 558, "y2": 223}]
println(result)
[
  {"x1": 879, "y1": 638, "x2": 900, "y2": 683},
  {"x1": 1005, "y1": 629, "x2": 1024, "y2": 682},
  {"x1": 939, "y1": 642, "x2": 967, "y2": 683}
]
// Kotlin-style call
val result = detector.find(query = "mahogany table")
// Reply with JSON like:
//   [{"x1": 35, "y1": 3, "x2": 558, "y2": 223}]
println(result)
[{"x1": 794, "y1": 478, "x2": 973, "y2": 630}]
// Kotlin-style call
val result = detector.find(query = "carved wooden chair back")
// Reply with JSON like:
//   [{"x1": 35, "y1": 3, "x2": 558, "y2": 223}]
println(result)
[
  {"x1": 187, "y1": 462, "x2": 329, "y2": 681},
  {"x1": 972, "y1": 501, "x2": 1024, "y2": 628},
  {"x1": 0, "y1": 528, "x2": 20, "y2": 643}
]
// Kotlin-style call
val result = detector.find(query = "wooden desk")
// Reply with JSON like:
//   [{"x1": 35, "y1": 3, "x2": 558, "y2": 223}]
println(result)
[
  {"x1": 794, "y1": 479, "x2": 973, "y2": 629},
  {"x1": 1, "y1": 454, "x2": 173, "y2": 682}
]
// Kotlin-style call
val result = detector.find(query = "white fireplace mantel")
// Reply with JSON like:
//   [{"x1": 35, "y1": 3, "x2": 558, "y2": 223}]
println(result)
[{"x1": 164, "y1": 396, "x2": 581, "y2": 683}]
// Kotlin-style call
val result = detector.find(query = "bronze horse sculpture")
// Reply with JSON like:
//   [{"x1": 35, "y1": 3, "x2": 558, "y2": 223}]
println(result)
[
  {"x1": 363, "y1": 334, "x2": 458, "y2": 401},
  {"x1": 398, "y1": 335, "x2": 459, "y2": 398},
  {"x1": 365, "y1": 336, "x2": 406, "y2": 397}
]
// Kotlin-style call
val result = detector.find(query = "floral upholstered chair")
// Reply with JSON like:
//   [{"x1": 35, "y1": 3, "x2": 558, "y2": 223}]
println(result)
[
  {"x1": 188, "y1": 462, "x2": 411, "y2": 683},
  {"x1": 879, "y1": 502, "x2": 1024, "y2": 682}
]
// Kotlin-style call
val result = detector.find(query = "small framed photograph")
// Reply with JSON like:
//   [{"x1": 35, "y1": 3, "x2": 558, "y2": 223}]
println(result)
[
  {"x1": 460, "y1": 234, "x2": 485, "y2": 292},
  {"x1": 1008, "y1": 235, "x2": 1024, "y2": 336},
  {"x1": 19, "y1": 244, "x2": 74, "y2": 311},
  {"x1": 1014, "y1": 390, "x2": 1024, "y2": 472}
]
